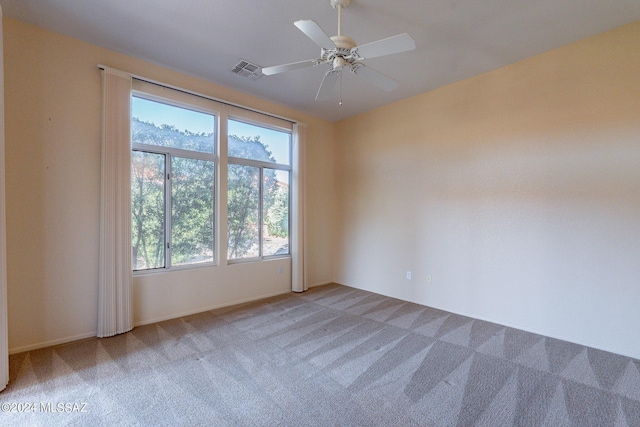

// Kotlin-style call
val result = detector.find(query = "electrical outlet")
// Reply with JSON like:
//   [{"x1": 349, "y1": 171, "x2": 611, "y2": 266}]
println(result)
[
  {"x1": 406, "y1": 271, "x2": 412, "y2": 280},
  {"x1": 278, "y1": 266, "x2": 283, "y2": 274}
]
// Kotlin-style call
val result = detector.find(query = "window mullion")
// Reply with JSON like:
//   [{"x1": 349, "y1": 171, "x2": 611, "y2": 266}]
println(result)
[
  {"x1": 165, "y1": 154, "x2": 172, "y2": 269},
  {"x1": 258, "y1": 167, "x2": 264, "y2": 259},
  {"x1": 227, "y1": 156, "x2": 290, "y2": 171},
  {"x1": 132, "y1": 142, "x2": 216, "y2": 162}
]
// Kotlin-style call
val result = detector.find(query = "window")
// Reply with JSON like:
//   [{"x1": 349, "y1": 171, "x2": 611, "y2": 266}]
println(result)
[
  {"x1": 131, "y1": 95, "x2": 216, "y2": 271},
  {"x1": 131, "y1": 151, "x2": 166, "y2": 269},
  {"x1": 227, "y1": 119, "x2": 291, "y2": 260},
  {"x1": 130, "y1": 80, "x2": 295, "y2": 272}
]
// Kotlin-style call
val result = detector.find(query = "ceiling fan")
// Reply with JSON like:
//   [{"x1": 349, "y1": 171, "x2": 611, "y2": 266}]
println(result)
[{"x1": 261, "y1": 0, "x2": 416, "y2": 103}]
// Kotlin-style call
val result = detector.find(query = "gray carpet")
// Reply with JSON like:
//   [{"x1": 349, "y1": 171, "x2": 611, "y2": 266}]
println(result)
[{"x1": 2, "y1": 283, "x2": 640, "y2": 426}]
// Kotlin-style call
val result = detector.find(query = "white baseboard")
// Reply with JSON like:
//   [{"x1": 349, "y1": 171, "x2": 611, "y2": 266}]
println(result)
[
  {"x1": 134, "y1": 289, "x2": 292, "y2": 328},
  {"x1": 9, "y1": 331, "x2": 97, "y2": 355},
  {"x1": 307, "y1": 280, "x2": 334, "y2": 289},
  {"x1": 333, "y1": 281, "x2": 640, "y2": 360},
  {"x1": 8, "y1": 284, "x2": 335, "y2": 355},
  {"x1": 9, "y1": 290, "x2": 293, "y2": 354}
]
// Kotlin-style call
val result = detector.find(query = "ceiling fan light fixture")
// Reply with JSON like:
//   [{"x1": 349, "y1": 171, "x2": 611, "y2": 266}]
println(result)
[{"x1": 332, "y1": 56, "x2": 347, "y2": 71}]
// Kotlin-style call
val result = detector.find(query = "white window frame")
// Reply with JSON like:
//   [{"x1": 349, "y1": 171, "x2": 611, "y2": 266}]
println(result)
[
  {"x1": 226, "y1": 115, "x2": 293, "y2": 263},
  {"x1": 128, "y1": 78, "x2": 299, "y2": 276},
  {"x1": 131, "y1": 82, "x2": 221, "y2": 272}
]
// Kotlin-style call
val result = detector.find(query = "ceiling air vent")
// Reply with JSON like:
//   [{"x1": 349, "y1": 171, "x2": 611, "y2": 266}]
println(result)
[{"x1": 231, "y1": 60, "x2": 263, "y2": 80}]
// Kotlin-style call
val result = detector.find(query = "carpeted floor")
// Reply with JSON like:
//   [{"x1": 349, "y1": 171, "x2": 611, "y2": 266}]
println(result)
[{"x1": 2, "y1": 283, "x2": 640, "y2": 426}]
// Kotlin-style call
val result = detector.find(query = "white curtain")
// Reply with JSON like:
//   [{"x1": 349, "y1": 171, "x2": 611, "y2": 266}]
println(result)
[
  {"x1": 0, "y1": 4, "x2": 9, "y2": 391},
  {"x1": 291, "y1": 123, "x2": 307, "y2": 292},
  {"x1": 98, "y1": 67, "x2": 134, "y2": 337}
]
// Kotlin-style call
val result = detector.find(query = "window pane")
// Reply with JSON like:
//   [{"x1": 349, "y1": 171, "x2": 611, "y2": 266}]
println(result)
[
  {"x1": 171, "y1": 157, "x2": 215, "y2": 266},
  {"x1": 263, "y1": 169, "x2": 289, "y2": 256},
  {"x1": 132, "y1": 151, "x2": 165, "y2": 270},
  {"x1": 132, "y1": 97, "x2": 215, "y2": 154},
  {"x1": 228, "y1": 164, "x2": 260, "y2": 259},
  {"x1": 228, "y1": 119, "x2": 291, "y2": 165}
]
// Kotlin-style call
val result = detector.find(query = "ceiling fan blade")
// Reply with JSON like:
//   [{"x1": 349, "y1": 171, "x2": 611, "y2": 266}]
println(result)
[
  {"x1": 351, "y1": 64, "x2": 398, "y2": 92},
  {"x1": 261, "y1": 59, "x2": 317, "y2": 76},
  {"x1": 354, "y1": 33, "x2": 416, "y2": 60},
  {"x1": 294, "y1": 20, "x2": 335, "y2": 50},
  {"x1": 315, "y1": 70, "x2": 340, "y2": 101}
]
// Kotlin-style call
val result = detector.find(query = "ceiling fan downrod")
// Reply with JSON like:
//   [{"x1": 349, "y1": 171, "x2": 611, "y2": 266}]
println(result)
[{"x1": 331, "y1": 0, "x2": 351, "y2": 36}]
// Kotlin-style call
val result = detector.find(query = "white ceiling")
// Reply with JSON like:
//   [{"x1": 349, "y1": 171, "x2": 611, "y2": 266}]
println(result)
[{"x1": 3, "y1": 0, "x2": 640, "y2": 122}]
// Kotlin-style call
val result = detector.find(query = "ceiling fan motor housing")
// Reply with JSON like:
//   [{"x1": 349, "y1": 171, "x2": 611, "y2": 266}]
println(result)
[
  {"x1": 330, "y1": 35, "x2": 356, "y2": 50},
  {"x1": 324, "y1": 35, "x2": 358, "y2": 69}
]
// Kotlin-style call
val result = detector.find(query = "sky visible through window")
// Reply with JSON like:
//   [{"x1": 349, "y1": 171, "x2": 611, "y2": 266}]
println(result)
[{"x1": 132, "y1": 97, "x2": 291, "y2": 164}]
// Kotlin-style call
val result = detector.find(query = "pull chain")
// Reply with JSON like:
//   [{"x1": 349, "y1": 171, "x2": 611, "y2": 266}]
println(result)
[
  {"x1": 339, "y1": 72, "x2": 343, "y2": 106},
  {"x1": 337, "y1": 4, "x2": 342, "y2": 36}
]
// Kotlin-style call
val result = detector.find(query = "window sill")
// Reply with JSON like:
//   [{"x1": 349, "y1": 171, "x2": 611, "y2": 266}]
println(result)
[{"x1": 133, "y1": 261, "x2": 217, "y2": 276}]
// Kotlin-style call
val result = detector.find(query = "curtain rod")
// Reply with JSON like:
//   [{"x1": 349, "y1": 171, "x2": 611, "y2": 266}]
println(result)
[{"x1": 98, "y1": 64, "x2": 297, "y2": 125}]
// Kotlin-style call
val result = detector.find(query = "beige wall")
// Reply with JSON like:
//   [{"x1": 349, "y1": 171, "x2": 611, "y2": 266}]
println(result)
[
  {"x1": 3, "y1": 18, "x2": 336, "y2": 353},
  {"x1": 5, "y1": 13, "x2": 640, "y2": 359},
  {"x1": 334, "y1": 21, "x2": 640, "y2": 358}
]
